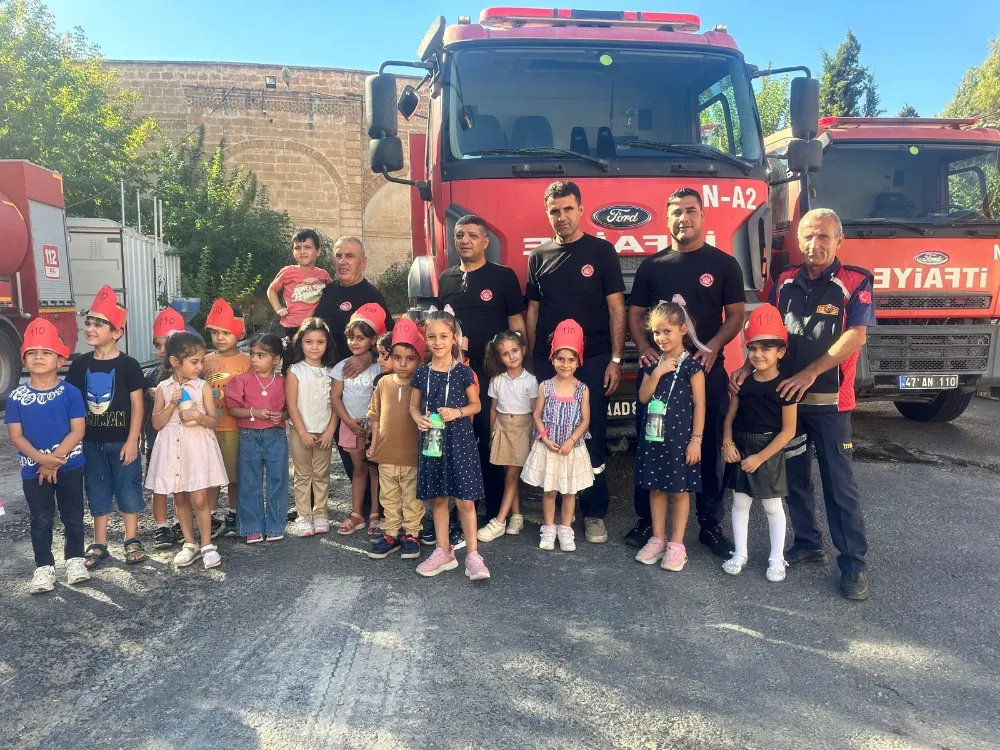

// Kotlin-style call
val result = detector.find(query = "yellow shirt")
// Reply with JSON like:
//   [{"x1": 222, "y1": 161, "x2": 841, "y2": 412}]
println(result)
[{"x1": 203, "y1": 351, "x2": 250, "y2": 431}]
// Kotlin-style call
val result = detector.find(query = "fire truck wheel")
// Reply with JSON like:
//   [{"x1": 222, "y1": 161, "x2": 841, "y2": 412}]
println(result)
[
  {"x1": 893, "y1": 390, "x2": 974, "y2": 423},
  {"x1": 0, "y1": 326, "x2": 19, "y2": 408}
]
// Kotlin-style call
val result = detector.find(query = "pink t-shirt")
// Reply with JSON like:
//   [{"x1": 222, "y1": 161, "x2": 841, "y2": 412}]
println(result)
[
  {"x1": 225, "y1": 372, "x2": 287, "y2": 429},
  {"x1": 270, "y1": 265, "x2": 332, "y2": 327}
]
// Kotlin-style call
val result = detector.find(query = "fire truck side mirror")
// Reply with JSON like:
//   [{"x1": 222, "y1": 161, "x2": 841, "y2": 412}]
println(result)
[
  {"x1": 398, "y1": 85, "x2": 420, "y2": 120},
  {"x1": 369, "y1": 137, "x2": 405, "y2": 174},
  {"x1": 786, "y1": 138, "x2": 823, "y2": 173},
  {"x1": 790, "y1": 77, "x2": 819, "y2": 140},
  {"x1": 366, "y1": 73, "x2": 399, "y2": 139}
]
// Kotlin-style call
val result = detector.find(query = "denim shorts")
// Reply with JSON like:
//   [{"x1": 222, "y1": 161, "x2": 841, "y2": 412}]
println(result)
[{"x1": 83, "y1": 441, "x2": 145, "y2": 516}]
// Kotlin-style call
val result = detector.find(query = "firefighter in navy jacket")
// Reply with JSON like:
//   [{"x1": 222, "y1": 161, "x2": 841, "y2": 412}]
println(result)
[{"x1": 733, "y1": 208, "x2": 875, "y2": 601}]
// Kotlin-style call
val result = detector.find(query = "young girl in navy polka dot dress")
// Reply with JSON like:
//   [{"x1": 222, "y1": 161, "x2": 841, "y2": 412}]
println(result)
[
  {"x1": 408, "y1": 309, "x2": 490, "y2": 582},
  {"x1": 634, "y1": 301, "x2": 706, "y2": 573}
]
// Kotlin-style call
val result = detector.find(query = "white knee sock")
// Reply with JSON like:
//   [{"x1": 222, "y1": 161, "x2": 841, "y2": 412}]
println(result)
[
  {"x1": 761, "y1": 497, "x2": 787, "y2": 563},
  {"x1": 730, "y1": 492, "x2": 752, "y2": 561}
]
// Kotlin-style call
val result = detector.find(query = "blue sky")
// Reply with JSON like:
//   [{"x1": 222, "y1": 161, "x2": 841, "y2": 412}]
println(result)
[{"x1": 46, "y1": 0, "x2": 997, "y2": 117}]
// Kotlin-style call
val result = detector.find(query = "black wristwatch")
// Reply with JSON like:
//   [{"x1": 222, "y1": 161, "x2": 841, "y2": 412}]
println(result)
[{"x1": 611, "y1": 356, "x2": 623, "y2": 366}]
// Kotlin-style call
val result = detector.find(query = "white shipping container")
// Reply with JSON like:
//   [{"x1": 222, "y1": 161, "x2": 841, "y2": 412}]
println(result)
[{"x1": 67, "y1": 218, "x2": 182, "y2": 364}]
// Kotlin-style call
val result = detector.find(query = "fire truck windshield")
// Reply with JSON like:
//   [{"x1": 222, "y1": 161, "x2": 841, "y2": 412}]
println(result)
[
  {"x1": 810, "y1": 143, "x2": 1000, "y2": 226},
  {"x1": 443, "y1": 46, "x2": 762, "y2": 176}
]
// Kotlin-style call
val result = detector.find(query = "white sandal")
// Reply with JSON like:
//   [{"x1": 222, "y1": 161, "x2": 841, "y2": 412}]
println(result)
[
  {"x1": 202, "y1": 544, "x2": 222, "y2": 569},
  {"x1": 766, "y1": 558, "x2": 787, "y2": 582},
  {"x1": 722, "y1": 555, "x2": 747, "y2": 576}
]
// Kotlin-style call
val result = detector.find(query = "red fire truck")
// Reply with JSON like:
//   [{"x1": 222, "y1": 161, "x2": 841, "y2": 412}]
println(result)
[
  {"x1": 766, "y1": 117, "x2": 1000, "y2": 421},
  {"x1": 0, "y1": 160, "x2": 77, "y2": 401},
  {"x1": 365, "y1": 7, "x2": 821, "y2": 436}
]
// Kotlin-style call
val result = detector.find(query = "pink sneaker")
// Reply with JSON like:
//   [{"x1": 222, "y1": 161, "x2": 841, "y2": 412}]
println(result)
[
  {"x1": 416, "y1": 547, "x2": 458, "y2": 577},
  {"x1": 635, "y1": 537, "x2": 666, "y2": 565},
  {"x1": 465, "y1": 551, "x2": 491, "y2": 581},
  {"x1": 662, "y1": 542, "x2": 688, "y2": 571}
]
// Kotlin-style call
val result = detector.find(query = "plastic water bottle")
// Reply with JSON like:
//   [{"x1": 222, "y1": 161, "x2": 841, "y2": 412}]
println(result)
[
  {"x1": 645, "y1": 399, "x2": 666, "y2": 443},
  {"x1": 422, "y1": 413, "x2": 445, "y2": 458}
]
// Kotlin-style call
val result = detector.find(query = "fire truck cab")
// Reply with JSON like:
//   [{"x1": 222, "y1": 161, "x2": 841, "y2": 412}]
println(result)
[
  {"x1": 767, "y1": 117, "x2": 1000, "y2": 421},
  {"x1": 366, "y1": 7, "x2": 821, "y2": 439}
]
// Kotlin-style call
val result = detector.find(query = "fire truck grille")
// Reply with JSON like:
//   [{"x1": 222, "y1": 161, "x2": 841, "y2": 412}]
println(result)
[
  {"x1": 867, "y1": 331, "x2": 992, "y2": 373},
  {"x1": 876, "y1": 294, "x2": 993, "y2": 310}
]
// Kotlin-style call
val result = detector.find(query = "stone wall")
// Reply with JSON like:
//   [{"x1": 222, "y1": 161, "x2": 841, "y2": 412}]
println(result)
[{"x1": 110, "y1": 60, "x2": 418, "y2": 280}]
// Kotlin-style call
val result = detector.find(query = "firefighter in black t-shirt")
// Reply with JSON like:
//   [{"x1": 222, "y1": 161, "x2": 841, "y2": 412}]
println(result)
[
  {"x1": 437, "y1": 215, "x2": 526, "y2": 524},
  {"x1": 526, "y1": 181, "x2": 627, "y2": 544},
  {"x1": 627, "y1": 188, "x2": 746, "y2": 559}
]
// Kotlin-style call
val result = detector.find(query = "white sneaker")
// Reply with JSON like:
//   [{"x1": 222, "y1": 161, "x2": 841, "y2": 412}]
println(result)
[
  {"x1": 722, "y1": 555, "x2": 748, "y2": 576},
  {"x1": 30, "y1": 565, "x2": 56, "y2": 594},
  {"x1": 557, "y1": 525, "x2": 576, "y2": 552},
  {"x1": 539, "y1": 524, "x2": 556, "y2": 551},
  {"x1": 766, "y1": 558, "x2": 787, "y2": 582},
  {"x1": 476, "y1": 517, "x2": 506, "y2": 542},
  {"x1": 313, "y1": 517, "x2": 331, "y2": 535},
  {"x1": 66, "y1": 557, "x2": 91, "y2": 585},
  {"x1": 202, "y1": 544, "x2": 221, "y2": 569},
  {"x1": 296, "y1": 518, "x2": 315, "y2": 537},
  {"x1": 506, "y1": 514, "x2": 524, "y2": 535},
  {"x1": 173, "y1": 543, "x2": 202, "y2": 567}
]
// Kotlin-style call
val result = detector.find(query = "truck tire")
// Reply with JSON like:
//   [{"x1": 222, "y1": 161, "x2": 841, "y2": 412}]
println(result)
[
  {"x1": 0, "y1": 326, "x2": 21, "y2": 408},
  {"x1": 893, "y1": 390, "x2": 974, "y2": 423}
]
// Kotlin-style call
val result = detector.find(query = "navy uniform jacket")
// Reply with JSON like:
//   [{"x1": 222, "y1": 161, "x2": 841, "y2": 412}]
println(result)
[{"x1": 768, "y1": 258, "x2": 876, "y2": 412}]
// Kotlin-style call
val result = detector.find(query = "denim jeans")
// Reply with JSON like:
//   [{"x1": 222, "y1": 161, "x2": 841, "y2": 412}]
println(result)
[
  {"x1": 82, "y1": 441, "x2": 145, "y2": 516},
  {"x1": 24, "y1": 467, "x2": 85, "y2": 566},
  {"x1": 236, "y1": 427, "x2": 289, "y2": 537}
]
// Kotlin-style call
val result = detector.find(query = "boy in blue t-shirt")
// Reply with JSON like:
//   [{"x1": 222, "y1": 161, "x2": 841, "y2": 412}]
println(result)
[{"x1": 5, "y1": 319, "x2": 88, "y2": 594}]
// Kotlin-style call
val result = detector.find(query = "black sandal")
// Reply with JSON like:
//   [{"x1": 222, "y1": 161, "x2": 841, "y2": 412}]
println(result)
[
  {"x1": 84, "y1": 543, "x2": 109, "y2": 570},
  {"x1": 123, "y1": 538, "x2": 148, "y2": 565}
]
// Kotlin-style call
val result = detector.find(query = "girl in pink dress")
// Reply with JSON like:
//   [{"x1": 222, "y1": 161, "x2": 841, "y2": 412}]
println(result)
[{"x1": 146, "y1": 332, "x2": 229, "y2": 569}]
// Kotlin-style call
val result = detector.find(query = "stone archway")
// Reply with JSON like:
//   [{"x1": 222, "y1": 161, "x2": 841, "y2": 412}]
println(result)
[
  {"x1": 362, "y1": 181, "x2": 412, "y2": 279},
  {"x1": 225, "y1": 138, "x2": 349, "y2": 240}
]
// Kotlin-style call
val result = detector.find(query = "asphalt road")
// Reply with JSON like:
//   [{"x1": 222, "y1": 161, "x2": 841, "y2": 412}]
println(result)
[{"x1": 1, "y1": 397, "x2": 998, "y2": 749}]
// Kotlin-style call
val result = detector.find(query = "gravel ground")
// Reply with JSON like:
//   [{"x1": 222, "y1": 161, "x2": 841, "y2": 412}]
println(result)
[{"x1": 0, "y1": 398, "x2": 998, "y2": 749}]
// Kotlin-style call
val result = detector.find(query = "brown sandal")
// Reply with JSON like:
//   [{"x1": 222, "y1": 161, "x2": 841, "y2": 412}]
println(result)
[
  {"x1": 337, "y1": 513, "x2": 364, "y2": 535},
  {"x1": 367, "y1": 514, "x2": 381, "y2": 536}
]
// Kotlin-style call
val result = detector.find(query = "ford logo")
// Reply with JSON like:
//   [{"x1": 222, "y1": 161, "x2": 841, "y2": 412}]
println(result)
[
  {"x1": 914, "y1": 251, "x2": 949, "y2": 266},
  {"x1": 592, "y1": 205, "x2": 652, "y2": 229}
]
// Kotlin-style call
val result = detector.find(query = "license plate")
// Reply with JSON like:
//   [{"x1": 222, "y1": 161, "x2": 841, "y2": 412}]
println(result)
[
  {"x1": 607, "y1": 400, "x2": 637, "y2": 418},
  {"x1": 898, "y1": 375, "x2": 959, "y2": 390}
]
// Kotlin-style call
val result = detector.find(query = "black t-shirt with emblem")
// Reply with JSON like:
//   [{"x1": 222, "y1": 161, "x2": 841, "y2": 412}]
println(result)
[
  {"x1": 65, "y1": 352, "x2": 145, "y2": 444},
  {"x1": 630, "y1": 243, "x2": 744, "y2": 363},
  {"x1": 437, "y1": 262, "x2": 525, "y2": 367},
  {"x1": 527, "y1": 234, "x2": 626, "y2": 359},
  {"x1": 314, "y1": 279, "x2": 394, "y2": 362}
]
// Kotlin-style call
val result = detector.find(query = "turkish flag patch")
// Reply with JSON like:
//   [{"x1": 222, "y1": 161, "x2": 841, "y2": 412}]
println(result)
[{"x1": 858, "y1": 291, "x2": 872, "y2": 305}]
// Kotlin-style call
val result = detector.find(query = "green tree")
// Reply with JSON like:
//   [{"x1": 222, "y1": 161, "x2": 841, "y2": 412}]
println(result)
[
  {"x1": 941, "y1": 35, "x2": 1000, "y2": 123},
  {"x1": 156, "y1": 126, "x2": 296, "y2": 323},
  {"x1": 0, "y1": 0, "x2": 155, "y2": 215},
  {"x1": 897, "y1": 104, "x2": 920, "y2": 117},
  {"x1": 941, "y1": 35, "x2": 1000, "y2": 217},
  {"x1": 818, "y1": 29, "x2": 883, "y2": 118},
  {"x1": 755, "y1": 63, "x2": 790, "y2": 137}
]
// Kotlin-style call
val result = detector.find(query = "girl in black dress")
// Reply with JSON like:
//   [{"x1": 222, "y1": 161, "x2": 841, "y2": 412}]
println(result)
[
  {"x1": 634, "y1": 301, "x2": 705, "y2": 572},
  {"x1": 721, "y1": 303, "x2": 797, "y2": 582}
]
